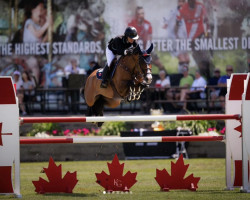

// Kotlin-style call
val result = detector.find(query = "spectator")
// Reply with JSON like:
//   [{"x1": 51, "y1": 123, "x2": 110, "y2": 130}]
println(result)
[
  {"x1": 64, "y1": 58, "x2": 80, "y2": 77},
  {"x1": 22, "y1": 71, "x2": 36, "y2": 114},
  {"x1": 154, "y1": 70, "x2": 171, "y2": 111},
  {"x1": 23, "y1": 0, "x2": 52, "y2": 43},
  {"x1": 176, "y1": 0, "x2": 214, "y2": 79},
  {"x1": 207, "y1": 68, "x2": 221, "y2": 108},
  {"x1": 180, "y1": 70, "x2": 207, "y2": 110},
  {"x1": 166, "y1": 66, "x2": 193, "y2": 109},
  {"x1": 155, "y1": 70, "x2": 171, "y2": 89},
  {"x1": 179, "y1": 66, "x2": 194, "y2": 88},
  {"x1": 87, "y1": 61, "x2": 102, "y2": 76},
  {"x1": 128, "y1": 6, "x2": 165, "y2": 70},
  {"x1": 64, "y1": 58, "x2": 82, "y2": 114},
  {"x1": 12, "y1": 71, "x2": 26, "y2": 115},
  {"x1": 218, "y1": 65, "x2": 234, "y2": 111}
]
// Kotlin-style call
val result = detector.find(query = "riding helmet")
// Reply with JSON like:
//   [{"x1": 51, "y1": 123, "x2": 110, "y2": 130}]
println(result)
[{"x1": 124, "y1": 26, "x2": 139, "y2": 40}]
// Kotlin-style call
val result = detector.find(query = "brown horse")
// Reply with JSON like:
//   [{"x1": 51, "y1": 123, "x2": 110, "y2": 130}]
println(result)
[{"x1": 84, "y1": 44, "x2": 153, "y2": 119}]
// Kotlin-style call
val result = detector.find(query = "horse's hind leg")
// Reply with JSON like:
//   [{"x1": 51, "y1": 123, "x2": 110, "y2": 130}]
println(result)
[
  {"x1": 92, "y1": 97, "x2": 105, "y2": 127},
  {"x1": 92, "y1": 97, "x2": 104, "y2": 116},
  {"x1": 86, "y1": 105, "x2": 103, "y2": 126}
]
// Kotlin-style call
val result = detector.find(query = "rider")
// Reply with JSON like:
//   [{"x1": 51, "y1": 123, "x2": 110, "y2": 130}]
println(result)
[{"x1": 100, "y1": 26, "x2": 139, "y2": 88}]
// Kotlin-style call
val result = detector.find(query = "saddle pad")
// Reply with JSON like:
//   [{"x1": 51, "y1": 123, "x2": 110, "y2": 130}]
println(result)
[{"x1": 96, "y1": 68, "x2": 103, "y2": 80}]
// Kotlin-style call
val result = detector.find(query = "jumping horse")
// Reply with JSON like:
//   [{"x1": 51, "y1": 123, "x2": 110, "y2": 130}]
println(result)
[{"x1": 84, "y1": 44, "x2": 153, "y2": 122}]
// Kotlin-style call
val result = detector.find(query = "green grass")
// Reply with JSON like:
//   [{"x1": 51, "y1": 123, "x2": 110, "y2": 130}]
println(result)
[{"x1": 2, "y1": 159, "x2": 250, "y2": 200}]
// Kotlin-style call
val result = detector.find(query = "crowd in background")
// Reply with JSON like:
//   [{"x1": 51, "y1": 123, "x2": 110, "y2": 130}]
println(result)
[
  {"x1": 10, "y1": 58, "x2": 235, "y2": 115},
  {"x1": 153, "y1": 64, "x2": 234, "y2": 113}
]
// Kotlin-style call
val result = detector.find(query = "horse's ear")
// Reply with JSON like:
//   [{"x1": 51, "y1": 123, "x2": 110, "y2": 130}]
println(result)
[{"x1": 146, "y1": 43, "x2": 153, "y2": 54}]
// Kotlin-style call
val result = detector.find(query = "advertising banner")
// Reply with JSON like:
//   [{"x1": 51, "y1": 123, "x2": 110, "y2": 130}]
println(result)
[{"x1": 0, "y1": 0, "x2": 249, "y2": 87}]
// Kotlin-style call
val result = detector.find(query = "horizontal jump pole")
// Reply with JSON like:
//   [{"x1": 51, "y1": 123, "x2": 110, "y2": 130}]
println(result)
[
  {"x1": 20, "y1": 135, "x2": 224, "y2": 144},
  {"x1": 19, "y1": 114, "x2": 240, "y2": 124}
]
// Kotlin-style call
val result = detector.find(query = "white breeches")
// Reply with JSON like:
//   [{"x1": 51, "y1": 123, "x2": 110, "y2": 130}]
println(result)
[{"x1": 106, "y1": 47, "x2": 115, "y2": 67}]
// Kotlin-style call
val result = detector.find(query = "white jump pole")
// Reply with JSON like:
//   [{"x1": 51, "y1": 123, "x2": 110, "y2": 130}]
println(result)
[
  {"x1": 19, "y1": 114, "x2": 240, "y2": 124},
  {"x1": 20, "y1": 135, "x2": 225, "y2": 144}
]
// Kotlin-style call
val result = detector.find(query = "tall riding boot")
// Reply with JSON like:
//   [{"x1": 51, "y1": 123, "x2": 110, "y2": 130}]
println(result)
[{"x1": 100, "y1": 64, "x2": 109, "y2": 88}]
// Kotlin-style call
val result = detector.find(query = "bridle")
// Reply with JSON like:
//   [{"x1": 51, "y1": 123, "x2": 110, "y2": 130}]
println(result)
[{"x1": 121, "y1": 53, "x2": 152, "y2": 86}]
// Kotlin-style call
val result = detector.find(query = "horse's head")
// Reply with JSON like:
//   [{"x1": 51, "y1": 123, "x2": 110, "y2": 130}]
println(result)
[
  {"x1": 113, "y1": 44, "x2": 154, "y2": 101},
  {"x1": 134, "y1": 43, "x2": 153, "y2": 86}
]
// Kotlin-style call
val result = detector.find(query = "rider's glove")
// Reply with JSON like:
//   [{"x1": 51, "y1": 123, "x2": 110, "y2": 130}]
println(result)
[{"x1": 124, "y1": 48, "x2": 133, "y2": 55}]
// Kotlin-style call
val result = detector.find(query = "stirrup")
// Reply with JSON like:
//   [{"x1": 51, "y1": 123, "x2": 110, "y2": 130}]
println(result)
[{"x1": 100, "y1": 81, "x2": 108, "y2": 88}]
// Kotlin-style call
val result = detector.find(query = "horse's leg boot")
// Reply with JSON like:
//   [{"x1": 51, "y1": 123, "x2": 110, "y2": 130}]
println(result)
[{"x1": 100, "y1": 65, "x2": 109, "y2": 88}]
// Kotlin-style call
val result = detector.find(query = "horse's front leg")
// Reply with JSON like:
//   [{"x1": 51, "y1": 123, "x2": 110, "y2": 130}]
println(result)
[
  {"x1": 127, "y1": 85, "x2": 145, "y2": 101},
  {"x1": 135, "y1": 86, "x2": 145, "y2": 100}
]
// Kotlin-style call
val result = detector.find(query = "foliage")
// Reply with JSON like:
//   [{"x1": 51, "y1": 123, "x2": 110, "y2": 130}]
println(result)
[
  {"x1": 162, "y1": 120, "x2": 218, "y2": 135},
  {"x1": 98, "y1": 121, "x2": 128, "y2": 136},
  {"x1": 27, "y1": 121, "x2": 129, "y2": 137},
  {"x1": 27, "y1": 123, "x2": 100, "y2": 137},
  {"x1": 27, "y1": 123, "x2": 62, "y2": 136}
]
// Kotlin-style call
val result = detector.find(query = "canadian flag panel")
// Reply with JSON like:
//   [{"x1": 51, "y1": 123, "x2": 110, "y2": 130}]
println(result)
[
  {"x1": 226, "y1": 74, "x2": 247, "y2": 187},
  {"x1": 0, "y1": 77, "x2": 19, "y2": 194},
  {"x1": 226, "y1": 74, "x2": 246, "y2": 160},
  {"x1": 0, "y1": 106, "x2": 19, "y2": 163}
]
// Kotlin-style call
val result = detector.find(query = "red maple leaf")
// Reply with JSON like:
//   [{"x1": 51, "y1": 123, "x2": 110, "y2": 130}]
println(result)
[
  {"x1": 234, "y1": 123, "x2": 242, "y2": 138},
  {"x1": 155, "y1": 154, "x2": 200, "y2": 191},
  {"x1": 32, "y1": 157, "x2": 78, "y2": 194},
  {"x1": 95, "y1": 154, "x2": 137, "y2": 192},
  {"x1": 0, "y1": 123, "x2": 12, "y2": 146}
]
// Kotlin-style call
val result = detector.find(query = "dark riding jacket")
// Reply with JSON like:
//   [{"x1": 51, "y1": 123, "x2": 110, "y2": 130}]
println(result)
[{"x1": 108, "y1": 35, "x2": 137, "y2": 55}]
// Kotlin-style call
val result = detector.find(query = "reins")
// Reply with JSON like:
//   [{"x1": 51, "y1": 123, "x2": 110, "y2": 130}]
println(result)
[{"x1": 118, "y1": 54, "x2": 151, "y2": 86}]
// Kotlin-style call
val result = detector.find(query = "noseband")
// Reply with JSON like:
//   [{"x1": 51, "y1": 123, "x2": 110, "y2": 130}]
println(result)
[{"x1": 138, "y1": 54, "x2": 152, "y2": 86}]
